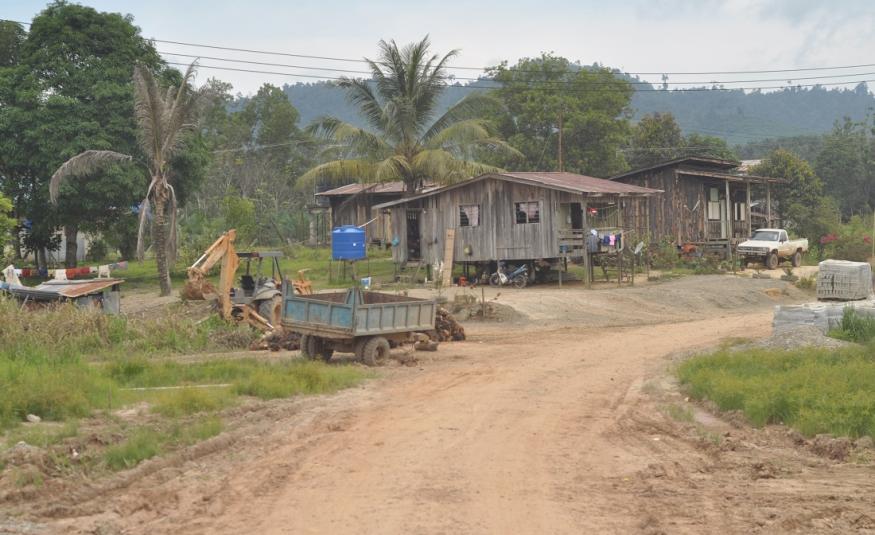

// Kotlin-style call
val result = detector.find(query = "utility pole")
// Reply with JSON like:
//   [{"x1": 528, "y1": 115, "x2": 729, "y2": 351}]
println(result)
[{"x1": 557, "y1": 110, "x2": 564, "y2": 172}]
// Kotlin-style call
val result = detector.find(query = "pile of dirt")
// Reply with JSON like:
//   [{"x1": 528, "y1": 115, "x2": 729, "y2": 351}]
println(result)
[
  {"x1": 447, "y1": 293, "x2": 522, "y2": 323},
  {"x1": 434, "y1": 307, "x2": 466, "y2": 341},
  {"x1": 250, "y1": 330, "x2": 301, "y2": 351}
]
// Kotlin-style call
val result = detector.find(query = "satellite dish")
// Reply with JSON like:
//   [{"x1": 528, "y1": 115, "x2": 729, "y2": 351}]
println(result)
[{"x1": 634, "y1": 242, "x2": 645, "y2": 255}]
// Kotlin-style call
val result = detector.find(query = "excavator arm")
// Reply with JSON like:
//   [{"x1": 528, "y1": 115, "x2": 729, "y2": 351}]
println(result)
[{"x1": 183, "y1": 229, "x2": 239, "y2": 320}]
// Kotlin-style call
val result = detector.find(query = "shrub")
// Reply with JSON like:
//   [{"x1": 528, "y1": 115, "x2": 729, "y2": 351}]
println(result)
[{"x1": 830, "y1": 307, "x2": 875, "y2": 343}]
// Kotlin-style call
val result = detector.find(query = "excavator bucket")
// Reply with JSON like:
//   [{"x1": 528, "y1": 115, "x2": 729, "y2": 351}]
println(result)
[{"x1": 181, "y1": 274, "x2": 217, "y2": 300}]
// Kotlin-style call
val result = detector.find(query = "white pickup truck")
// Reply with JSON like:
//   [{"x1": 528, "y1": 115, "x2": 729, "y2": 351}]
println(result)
[{"x1": 737, "y1": 228, "x2": 809, "y2": 269}]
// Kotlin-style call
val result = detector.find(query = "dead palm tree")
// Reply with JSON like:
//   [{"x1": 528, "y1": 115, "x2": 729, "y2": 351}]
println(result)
[
  {"x1": 300, "y1": 36, "x2": 521, "y2": 194},
  {"x1": 50, "y1": 62, "x2": 202, "y2": 296}
]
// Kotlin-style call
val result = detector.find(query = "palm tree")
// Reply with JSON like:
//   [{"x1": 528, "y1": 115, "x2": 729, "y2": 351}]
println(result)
[
  {"x1": 300, "y1": 36, "x2": 520, "y2": 194},
  {"x1": 50, "y1": 62, "x2": 202, "y2": 296}
]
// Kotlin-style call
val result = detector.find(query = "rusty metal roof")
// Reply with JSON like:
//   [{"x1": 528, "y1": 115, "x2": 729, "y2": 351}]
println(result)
[
  {"x1": 373, "y1": 172, "x2": 660, "y2": 210},
  {"x1": 677, "y1": 169, "x2": 787, "y2": 184},
  {"x1": 611, "y1": 156, "x2": 740, "y2": 180},
  {"x1": 316, "y1": 182, "x2": 438, "y2": 197},
  {"x1": 35, "y1": 278, "x2": 124, "y2": 298},
  {"x1": 495, "y1": 172, "x2": 660, "y2": 195}
]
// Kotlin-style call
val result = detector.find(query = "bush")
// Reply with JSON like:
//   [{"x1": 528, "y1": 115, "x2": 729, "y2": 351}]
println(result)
[{"x1": 87, "y1": 238, "x2": 109, "y2": 262}]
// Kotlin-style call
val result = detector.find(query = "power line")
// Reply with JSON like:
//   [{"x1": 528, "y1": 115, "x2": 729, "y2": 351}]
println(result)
[
  {"x1": 3, "y1": 19, "x2": 875, "y2": 78},
  {"x1": 167, "y1": 61, "x2": 875, "y2": 94},
  {"x1": 158, "y1": 50, "x2": 875, "y2": 87}
]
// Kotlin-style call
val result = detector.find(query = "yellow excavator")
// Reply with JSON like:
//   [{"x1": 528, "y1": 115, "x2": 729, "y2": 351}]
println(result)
[{"x1": 183, "y1": 230, "x2": 312, "y2": 331}]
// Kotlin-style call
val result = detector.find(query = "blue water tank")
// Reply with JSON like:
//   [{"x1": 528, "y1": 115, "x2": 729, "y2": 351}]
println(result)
[{"x1": 331, "y1": 225, "x2": 366, "y2": 260}]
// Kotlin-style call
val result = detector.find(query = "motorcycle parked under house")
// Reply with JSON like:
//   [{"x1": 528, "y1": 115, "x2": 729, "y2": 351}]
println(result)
[{"x1": 489, "y1": 261, "x2": 529, "y2": 289}]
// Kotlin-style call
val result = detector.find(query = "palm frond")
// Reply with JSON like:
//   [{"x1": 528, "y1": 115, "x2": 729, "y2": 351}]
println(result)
[
  {"x1": 133, "y1": 65, "x2": 164, "y2": 169},
  {"x1": 412, "y1": 149, "x2": 504, "y2": 185},
  {"x1": 49, "y1": 150, "x2": 133, "y2": 204},
  {"x1": 136, "y1": 177, "x2": 157, "y2": 260},
  {"x1": 422, "y1": 93, "x2": 503, "y2": 143},
  {"x1": 307, "y1": 117, "x2": 391, "y2": 158},
  {"x1": 296, "y1": 159, "x2": 380, "y2": 190}
]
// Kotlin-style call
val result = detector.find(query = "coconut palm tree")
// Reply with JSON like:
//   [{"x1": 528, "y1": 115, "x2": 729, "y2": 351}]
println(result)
[
  {"x1": 300, "y1": 36, "x2": 520, "y2": 194},
  {"x1": 50, "y1": 62, "x2": 202, "y2": 296}
]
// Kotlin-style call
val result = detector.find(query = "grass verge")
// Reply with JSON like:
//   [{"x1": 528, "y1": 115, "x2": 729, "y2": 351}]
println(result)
[
  {"x1": 678, "y1": 346, "x2": 875, "y2": 439},
  {"x1": 103, "y1": 417, "x2": 224, "y2": 471}
]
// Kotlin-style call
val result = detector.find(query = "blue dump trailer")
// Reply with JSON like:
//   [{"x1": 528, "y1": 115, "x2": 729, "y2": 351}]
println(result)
[{"x1": 282, "y1": 286, "x2": 436, "y2": 366}]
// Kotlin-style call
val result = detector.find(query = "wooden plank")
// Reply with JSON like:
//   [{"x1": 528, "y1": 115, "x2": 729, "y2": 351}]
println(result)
[{"x1": 442, "y1": 228, "x2": 455, "y2": 287}]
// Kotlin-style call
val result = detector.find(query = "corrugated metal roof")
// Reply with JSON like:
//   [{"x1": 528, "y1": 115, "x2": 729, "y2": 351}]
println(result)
[
  {"x1": 497, "y1": 172, "x2": 660, "y2": 195},
  {"x1": 611, "y1": 156, "x2": 739, "y2": 180},
  {"x1": 316, "y1": 182, "x2": 438, "y2": 197},
  {"x1": 676, "y1": 170, "x2": 787, "y2": 184},
  {"x1": 373, "y1": 172, "x2": 660, "y2": 210},
  {"x1": 35, "y1": 278, "x2": 124, "y2": 298}
]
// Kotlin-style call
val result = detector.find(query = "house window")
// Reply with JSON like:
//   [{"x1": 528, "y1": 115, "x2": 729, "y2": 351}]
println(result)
[
  {"x1": 734, "y1": 202, "x2": 746, "y2": 221},
  {"x1": 515, "y1": 201, "x2": 540, "y2": 224},
  {"x1": 459, "y1": 204, "x2": 480, "y2": 227}
]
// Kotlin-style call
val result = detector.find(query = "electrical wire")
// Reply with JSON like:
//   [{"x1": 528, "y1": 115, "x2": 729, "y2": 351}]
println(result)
[{"x1": 3, "y1": 19, "x2": 875, "y2": 78}]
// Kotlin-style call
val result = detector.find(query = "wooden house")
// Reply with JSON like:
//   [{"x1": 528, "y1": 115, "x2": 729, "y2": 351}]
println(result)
[
  {"x1": 611, "y1": 157, "x2": 785, "y2": 253},
  {"x1": 316, "y1": 182, "x2": 435, "y2": 244},
  {"x1": 373, "y1": 172, "x2": 659, "y2": 270}
]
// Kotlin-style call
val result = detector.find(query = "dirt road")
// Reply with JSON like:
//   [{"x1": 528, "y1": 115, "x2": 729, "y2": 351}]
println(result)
[{"x1": 40, "y1": 278, "x2": 874, "y2": 534}]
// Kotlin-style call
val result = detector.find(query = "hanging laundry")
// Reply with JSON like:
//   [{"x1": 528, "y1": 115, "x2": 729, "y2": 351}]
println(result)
[{"x1": 609, "y1": 234, "x2": 616, "y2": 247}]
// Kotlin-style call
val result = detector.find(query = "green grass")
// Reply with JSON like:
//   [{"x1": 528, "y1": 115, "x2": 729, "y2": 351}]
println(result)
[
  {"x1": 103, "y1": 417, "x2": 224, "y2": 471},
  {"x1": 829, "y1": 308, "x2": 875, "y2": 343},
  {"x1": 4, "y1": 421, "x2": 80, "y2": 449},
  {"x1": 678, "y1": 346, "x2": 875, "y2": 439},
  {"x1": 233, "y1": 360, "x2": 368, "y2": 399},
  {"x1": 151, "y1": 387, "x2": 235, "y2": 417}
]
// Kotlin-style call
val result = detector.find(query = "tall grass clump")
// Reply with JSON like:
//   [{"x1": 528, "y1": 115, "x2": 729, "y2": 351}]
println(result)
[
  {"x1": 678, "y1": 346, "x2": 875, "y2": 439},
  {"x1": 829, "y1": 307, "x2": 875, "y2": 343}
]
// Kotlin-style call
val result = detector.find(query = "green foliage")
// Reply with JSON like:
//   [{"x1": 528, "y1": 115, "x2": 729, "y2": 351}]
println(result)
[
  {"x1": 221, "y1": 196, "x2": 256, "y2": 245},
  {"x1": 0, "y1": 192, "x2": 13, "y2": 248},
  {"x1": 302, "y1": 37, "x2": 519, "y2": 193},
  {"x1": 679, "y1": 346, "x2": 875, "y2": 438},
  {"x1": 830, "y1": 308, "x2": 875, "y2": 343},
  {"x1": 822, "y1": 215, "x2": 872, "y2": 261},
  {"x1": 87, "y1": 238, "x2": 109, "y2": 262},
  {"x1": 487, "y1": 54, "x2": 632, "y2": 177},
  {"x1": 753, "y1": 149, "x2": 824, "y2": 218},
  {"x1": 815, "y1": 117, "x2": 875, "y2": 217},
  {"x1": 626, "y1": 114, "x2": 737, "y2": 169}
]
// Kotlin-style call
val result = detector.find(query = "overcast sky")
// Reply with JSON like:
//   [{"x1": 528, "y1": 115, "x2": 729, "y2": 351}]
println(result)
[{"x1": 5, "y1": 0, "x2": 875, "y2": 95}]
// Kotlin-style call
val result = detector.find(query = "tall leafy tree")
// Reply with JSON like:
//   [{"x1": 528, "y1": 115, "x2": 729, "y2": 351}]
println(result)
[
  {"x1": 815, "y1": 117, "x2": 875, "y2": 217},
  {"x1": 0, "y1": 192, "x2": 13, "y2": 249},
  {"x1": 486, "y1": 54, "x2": 632, "y2": 177},
  {"x1": 0, "y1": 3, "x2": 163, "y2": 267},
  {"x1": 51, "y1": 63, "x2": 205, "y2": 296},
  {"x1": 627, "y1": 113, "x2": 685, "y2": 168},
  {"x1": 300, "y1": 36, "x2": 519, "y2": 194}
]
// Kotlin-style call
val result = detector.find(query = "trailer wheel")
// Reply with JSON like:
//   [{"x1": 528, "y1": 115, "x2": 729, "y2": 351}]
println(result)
[
  {"x1": 354, "y1": 337, "x2": 368, "y2": 362},
  {"x1": 766, "y1": 252, "x2": 779, "y2": 270},
  {"x1": 361, "y1": 336, "x2": 391, "y2": 367},
  {"x1": 300, "y1": 334, "x2": 315, "y2": 359},
  {"x1": 791, "y1": 251, "x2": 802, "y2": 267}
]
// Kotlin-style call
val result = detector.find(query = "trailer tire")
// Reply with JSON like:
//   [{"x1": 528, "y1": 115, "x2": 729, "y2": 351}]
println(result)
[
  {"x1": 361, "y1": 336, "x2": 391, "y2": 367},
  {"x1": 300, "y1": 334, "x2": 315, "y2": 359},
  {"x1": 766, "y1": 252, "x2": 779, "y2": 270},
  {"x1": 354, "y1": 337, "x2": 368, "y2": 362},
  {"x1": 791, "y1": 251, "x2": 802, "y2": 267}
]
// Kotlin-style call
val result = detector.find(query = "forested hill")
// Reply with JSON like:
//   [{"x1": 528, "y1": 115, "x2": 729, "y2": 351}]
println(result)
[{"x1": 281, "y1": 80, "x2": 875, "y2": 145}]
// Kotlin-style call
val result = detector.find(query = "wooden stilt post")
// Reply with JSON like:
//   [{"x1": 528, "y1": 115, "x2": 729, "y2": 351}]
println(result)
[
  {"x1": 746, "y1": 180, "x2": 752, "y2": 238},
  {"x1": 725, "y1": 179, "x2": 733, "y2": 262},
  {"x1": 766, "y1": 183, "x2": 772, "y2": 228},
  {"x1": 582, "y1": 199, "x2": 591, "y2": 289}
]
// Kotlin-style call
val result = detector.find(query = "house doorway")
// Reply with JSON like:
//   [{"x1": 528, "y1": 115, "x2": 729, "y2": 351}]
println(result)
[
  {"x1": 559, "y1": 202, "x2": 584, "y2": 230},
  {"x1": 406, "y1": 210, "x2": 421, "y2": 260}
]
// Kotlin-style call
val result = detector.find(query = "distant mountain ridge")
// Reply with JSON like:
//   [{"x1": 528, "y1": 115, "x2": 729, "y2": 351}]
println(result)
[{"x1": 279, "y1": 78, "x2": 875, "y2": 146}]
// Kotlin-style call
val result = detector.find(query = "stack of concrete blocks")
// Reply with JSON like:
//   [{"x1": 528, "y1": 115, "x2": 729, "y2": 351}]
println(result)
[
  {"x1": 816, "y1": 260, "x2": 872, "y2": 301},
  {"x1": 773, "y1": 259, "x2": 875, "y2": 334}
]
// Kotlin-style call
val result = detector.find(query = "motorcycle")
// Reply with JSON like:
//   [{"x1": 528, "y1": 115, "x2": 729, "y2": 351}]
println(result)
[{"x1": 489, "y1": 261, "x2": 529, "y2": 288}]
